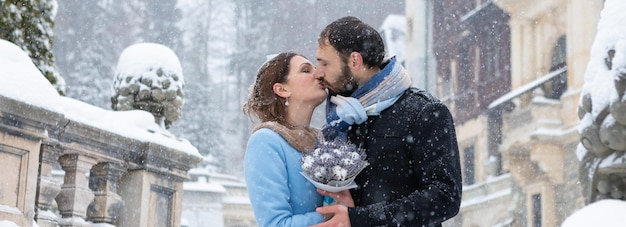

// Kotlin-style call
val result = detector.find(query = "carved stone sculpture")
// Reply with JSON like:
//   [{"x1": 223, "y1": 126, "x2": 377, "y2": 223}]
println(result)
[{"x1": 111, "y1": 43, "x2": 184, "y2": 129}]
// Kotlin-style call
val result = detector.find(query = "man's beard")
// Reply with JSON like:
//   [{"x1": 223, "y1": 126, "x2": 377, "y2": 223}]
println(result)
[{"x1": 328, "y1": 62, "x2": 358, "y2": 97}]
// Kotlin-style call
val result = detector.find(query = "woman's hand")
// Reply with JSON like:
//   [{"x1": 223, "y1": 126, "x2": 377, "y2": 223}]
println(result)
[{"x1": 317, "y1": 189, "x2": 354, "y2": 207}]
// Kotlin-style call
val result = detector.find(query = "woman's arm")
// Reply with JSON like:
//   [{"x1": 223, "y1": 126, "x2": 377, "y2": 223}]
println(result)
[{"x1": 244, "y1": 130, "x2": 324, "y2": 227}]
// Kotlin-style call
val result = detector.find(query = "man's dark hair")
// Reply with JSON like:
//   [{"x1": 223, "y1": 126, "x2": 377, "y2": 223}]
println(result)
[{"x1": 318, "y1": 16, "x2": 386, "y2": 69}]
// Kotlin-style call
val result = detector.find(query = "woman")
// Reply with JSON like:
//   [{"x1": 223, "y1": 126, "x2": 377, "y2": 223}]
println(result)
[{"x1": 243, "y1": 52, "x2": 332, "y2": 226}]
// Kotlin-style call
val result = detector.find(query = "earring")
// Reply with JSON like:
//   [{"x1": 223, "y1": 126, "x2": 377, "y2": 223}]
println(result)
[{"x1": 285, "y1": 98, "x2": 289, "y2": 106}]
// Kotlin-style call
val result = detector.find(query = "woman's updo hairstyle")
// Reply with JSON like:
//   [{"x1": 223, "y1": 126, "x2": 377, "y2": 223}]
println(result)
[{"x1": 243, "y1": 52, "x2": 302, "y2": 124}]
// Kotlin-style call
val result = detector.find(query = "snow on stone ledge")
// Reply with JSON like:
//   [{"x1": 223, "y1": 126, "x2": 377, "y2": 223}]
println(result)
[
  {"x1": 116, "y1": 42, "x2": 183, "y2": 80},
  {"x1": 0, "y1": 220, "x2": 20, "y2": 227},
  {"x1": 0, "y1": 39, "x2": 61, "y2": 109},
  {"x1": 0, "y1": 39, "x2": 199, "y2": 157},
  {"x1": 561, "y1": 199, "x2": 626, "y2": 227}
]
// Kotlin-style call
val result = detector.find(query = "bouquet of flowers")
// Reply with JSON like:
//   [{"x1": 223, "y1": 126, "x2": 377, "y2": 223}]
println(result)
[{"x1": 300, "y1": 137, "x2": 369, "y2": 192}]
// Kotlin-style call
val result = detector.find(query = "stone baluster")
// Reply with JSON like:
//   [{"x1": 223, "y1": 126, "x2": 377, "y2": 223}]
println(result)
[
  {"x1": 55, "y1": 153, "x2": 97, "y2": 227},
  {"x1": 35, "y1": 142, "x2": 63, "y2": 227},
  {"x1": 87, "y1": 162, "x2": 125, "y2": 225}
]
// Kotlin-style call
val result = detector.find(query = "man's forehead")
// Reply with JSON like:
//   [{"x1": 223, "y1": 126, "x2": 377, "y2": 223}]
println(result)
[{"x1": 316, "y1": 44, "x2": 338, "y2": 58}]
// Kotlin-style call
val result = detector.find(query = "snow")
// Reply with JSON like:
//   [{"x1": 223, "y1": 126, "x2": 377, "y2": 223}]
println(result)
[
  {"x1": 183, "y1": 178, "x2": 227, "y2": 193},
  {"x1": 0, "y1": 205, "x2": 22, "y2": 215},
  {"x1": 0, "y1": 221, "x2": 20, "y2": 227},
  {"x1": 581, "y1": 0, "x2": 626, "y2": 120},
  {"x1": 0, "y1": 39, "x2": 199, "y2": 157},
  {"x1": 460, "y1": 188, "x2": 511, "y2": 209},
  {"x1": 115, "y1": 42, "x2": 183, "y2": 86},
  {"x1": 568, "y1": 0, "x2": 626, "y2": 225},
  {"x1": 0, "y1": 39, "x2": 60, "y2": 109},
  {"x1": 460, "y1": 173, "x2": 511, "y2": 209},
  {"x1": 488, "y1": 67, "x2": 566, "y2": 109},
  {"x1": 460, "y1": 0, "x2": 494, "y2": 22},
  {"x1": 561, "y1": 199, "x2": 626, "y2": 227},
  {"x1": 532, "y1": 127, "x2": 576, "y2": 139},
  {"x1": 222, "y1": 196, "x2": 251, "y2": 205},
  {"x1": 379, "y1": 14, "x2": 406, "y2": 64},
  {"x1": 597, "y1": 151, "x2": 626, "y2": 168}
]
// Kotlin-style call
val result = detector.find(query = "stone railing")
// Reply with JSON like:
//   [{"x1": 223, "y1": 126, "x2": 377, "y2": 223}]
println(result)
[
  {"x1": 0, "y1": 94, "x2": 202, "y2": 227},
  {"x1": 490, "y1": 67, "x2": 569, "y2": 149}
]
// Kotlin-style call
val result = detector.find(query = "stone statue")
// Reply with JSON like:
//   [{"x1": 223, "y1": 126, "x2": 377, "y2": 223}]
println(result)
[
  {"x1": 111, "y1": 43, "x2": 184, "y2": 129},
  {"x1": 578, "y1": 41, "x2": 626, "y2": 203}
]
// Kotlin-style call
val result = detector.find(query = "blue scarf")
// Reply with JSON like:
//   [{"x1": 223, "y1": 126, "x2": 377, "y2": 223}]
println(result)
[{"x1": 324, "y1": 57, "x2": 412, "y2": 140}]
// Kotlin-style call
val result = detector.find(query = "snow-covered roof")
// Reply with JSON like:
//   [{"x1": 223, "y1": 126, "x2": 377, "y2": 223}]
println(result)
[
  {"x1": 460, "y1": 0, "x2": 496, "y2": 23},
  {"x1": 183, "y1": 178, "x2": 227, "y2": 193},
  {"x1": 222, "y1": 196, "x2": 251, "y2": 205}
]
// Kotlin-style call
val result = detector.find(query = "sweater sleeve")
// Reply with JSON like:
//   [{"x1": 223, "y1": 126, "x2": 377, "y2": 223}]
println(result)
[
  {"x1": 244, "y1": 130, "x2": 324, "y2": 227},
  {"x1": 348, "y1": 102, "x2": 462, "y2": 226}
]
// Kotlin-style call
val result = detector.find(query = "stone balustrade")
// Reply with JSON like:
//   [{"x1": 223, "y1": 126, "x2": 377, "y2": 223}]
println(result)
[{"x1": 0, "y1": 94, "x2": 202, "y2": 227}]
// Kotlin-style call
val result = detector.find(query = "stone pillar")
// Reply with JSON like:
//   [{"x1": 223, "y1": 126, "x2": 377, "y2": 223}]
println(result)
[
  {"x1": 87, "y1": 162, "x2": 125, "y2": 225},
  {"x1": 507, "y1": 18, "x2": 524, "y2": 90},
  {"x1": 55, "y1": 153, "x2": 97, "y2": 227},
  {"x1": 117, "y1": 169, "x2": 185, "y2": 227},
  {"x1": 566, "y1": 0, "x2": 603, "y2": 90},
  {"x1": 35, "y1": 142, "x2": 63, "y2": 227}
]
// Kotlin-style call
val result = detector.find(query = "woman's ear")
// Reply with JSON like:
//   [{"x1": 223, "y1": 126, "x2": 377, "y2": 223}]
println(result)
[{"x1": 273, "y1": 83, "x2": 290, "y2": 98}]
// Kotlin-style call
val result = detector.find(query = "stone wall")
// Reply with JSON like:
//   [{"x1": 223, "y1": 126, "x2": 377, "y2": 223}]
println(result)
[{"x1": 0, "y1": 86, "x2": 201, "y2": 227}]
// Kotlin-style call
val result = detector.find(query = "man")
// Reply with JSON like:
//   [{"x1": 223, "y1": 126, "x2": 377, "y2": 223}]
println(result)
[{"x1": 312, "y1": 16, "x2": 462, "y2": 227}]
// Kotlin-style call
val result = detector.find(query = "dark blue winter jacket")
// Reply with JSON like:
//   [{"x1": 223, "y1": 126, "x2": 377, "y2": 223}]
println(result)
[{"x1": 347, "y1": 87, "x2": 462, "y2": 227}]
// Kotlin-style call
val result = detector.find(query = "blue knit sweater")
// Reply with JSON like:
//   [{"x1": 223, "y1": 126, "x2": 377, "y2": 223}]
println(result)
[{"x1": 244, "y1": 128, "x2": 324, "y2": 227}]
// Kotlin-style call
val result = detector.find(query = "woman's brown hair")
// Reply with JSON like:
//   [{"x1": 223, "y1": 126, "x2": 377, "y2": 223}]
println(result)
[{"x1": 243, "y1": 52, "x2": 303, "y2": 124}]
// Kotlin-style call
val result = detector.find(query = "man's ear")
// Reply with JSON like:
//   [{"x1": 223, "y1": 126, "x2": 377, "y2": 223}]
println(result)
[
  {"x1": 350, "y1": 52, "x2": 363, "y2": 70},
  {"x1": 273, "y1": 83, "x2": 290, "y2": 98}
]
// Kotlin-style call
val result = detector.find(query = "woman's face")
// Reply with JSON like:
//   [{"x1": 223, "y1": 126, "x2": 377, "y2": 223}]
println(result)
[{"x1": 282, "y1": 55, "x2": 328, "y2": 107}]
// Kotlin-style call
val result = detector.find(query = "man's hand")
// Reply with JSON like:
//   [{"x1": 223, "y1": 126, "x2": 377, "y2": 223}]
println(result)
[
  {"x1": 317, "y1": 189, "x2": 354, "y2": 207},
  {"x1": 308, "y1": 204, "x2": 351, "y2": 227}
]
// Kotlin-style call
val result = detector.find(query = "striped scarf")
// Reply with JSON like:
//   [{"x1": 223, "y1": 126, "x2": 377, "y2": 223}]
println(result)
[{"x1": 324, "y1": 57, "x2": 412, "y2": 139}]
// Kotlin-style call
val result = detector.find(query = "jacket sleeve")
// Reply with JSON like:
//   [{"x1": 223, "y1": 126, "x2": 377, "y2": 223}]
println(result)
[
  {"x1": 348, "y1": 102, "x2": 462, "y2": 226},
  {"x1": 244, "y1": 130, "x2": 324, "y2": 227}
]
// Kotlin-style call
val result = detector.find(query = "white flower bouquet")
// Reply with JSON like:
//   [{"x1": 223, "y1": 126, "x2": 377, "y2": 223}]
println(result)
[{"x1": 300, "y1": 138, "x2": 369, "y2": 192}]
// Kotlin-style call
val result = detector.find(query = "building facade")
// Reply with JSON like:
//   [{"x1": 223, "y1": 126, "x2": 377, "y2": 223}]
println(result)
[
  {"x1": 182, "y1": 163, "x2": 256, "y2": 227},
  {"x1": 406, "y1": 0, "x2": 604, "y2": 226}
]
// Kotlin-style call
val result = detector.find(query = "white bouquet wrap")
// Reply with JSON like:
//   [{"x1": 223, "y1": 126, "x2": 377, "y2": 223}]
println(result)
[{"x1": 300, "y1": 138, "x2": 369, "y2": 192}]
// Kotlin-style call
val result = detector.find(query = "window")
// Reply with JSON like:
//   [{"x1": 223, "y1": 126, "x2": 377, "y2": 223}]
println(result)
[
  {"x1": 463, "y1": 146, "x2": 475, "y2": 185},
  {"x1": 544, "y1": 35, "x2": 567, "y2": 99},
  {"x1": 532, "y1": 193, "x2": 542, "y2": 227},
  {"x1": 441, "y1": 61, "x2": 453, "y2": 100}
]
